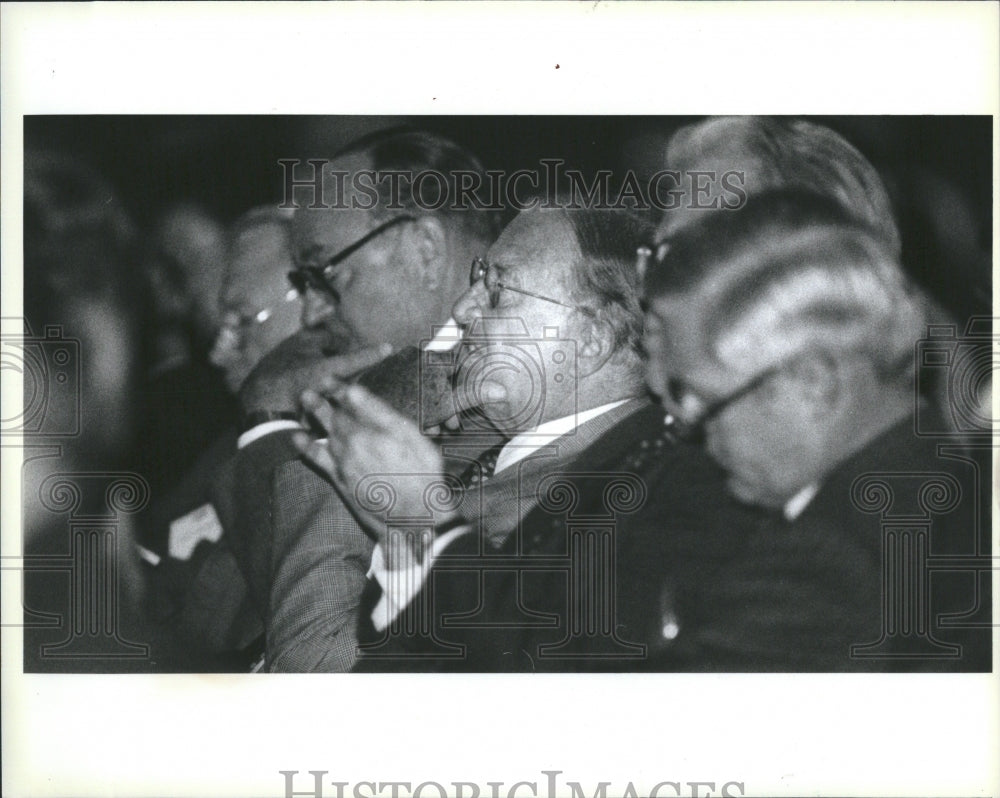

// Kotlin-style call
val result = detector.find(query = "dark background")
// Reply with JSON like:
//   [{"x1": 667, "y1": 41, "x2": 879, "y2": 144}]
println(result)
[
  {"x1": 18, "y1": 115, "x2": 994, "y2": 673},
  {"x1": 26, "y1": 114, "x2": 993, "y2": 318}
]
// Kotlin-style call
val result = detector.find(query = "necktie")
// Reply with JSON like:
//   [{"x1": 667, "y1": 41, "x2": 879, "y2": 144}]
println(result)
[{"x1": 459, "y1": 442, "x2": 505, "y2": 487}]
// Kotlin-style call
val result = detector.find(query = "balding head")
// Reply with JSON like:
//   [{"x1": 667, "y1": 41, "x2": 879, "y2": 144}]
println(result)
[{"x1": 289, "y1": 129, "x2": 499, "y2": 350}]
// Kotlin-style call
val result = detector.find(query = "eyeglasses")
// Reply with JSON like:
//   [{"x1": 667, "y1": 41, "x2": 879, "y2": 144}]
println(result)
[
  {"x1": 635, "y1": 240, "x2": 670, "y2": 281},
  {"x1": 288, "y1": 215, "x2": 416, "y2": 300},
  {"x1": 214, "y1": 288, "x2": 301, "y2": 351},
  {"x1": 667, "y1": 364, "x2": 783, "y2": 444},
  {"x1": 469, "y1": 257, "x2": 594, "y2": 316}
]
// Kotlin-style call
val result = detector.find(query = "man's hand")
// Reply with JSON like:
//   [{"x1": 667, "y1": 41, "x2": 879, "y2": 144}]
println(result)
[
  {"x1": 293, "y1": 382, "x2": 462, "y2": 570},
  {"x1": 239, "y1": 328, "x2": 392, "y2": 415}
]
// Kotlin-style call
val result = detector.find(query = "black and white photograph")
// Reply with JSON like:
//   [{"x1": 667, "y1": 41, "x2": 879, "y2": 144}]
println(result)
[
  {"x1": 2, "y1": 4, "x2": 997, "y2": 798},
  {"x1": 14, "y1": 113, "x2": 995, "y2": 676}
]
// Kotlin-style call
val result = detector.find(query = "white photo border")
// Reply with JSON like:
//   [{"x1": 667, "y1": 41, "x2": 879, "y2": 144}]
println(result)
[{"x1": 2, "y1": 3, "x2": 998, "y2": 797}]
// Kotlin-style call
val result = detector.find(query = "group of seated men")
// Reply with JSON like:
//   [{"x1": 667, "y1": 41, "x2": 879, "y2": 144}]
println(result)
[{"x1": 153, "y1": 116, "x2": 991, "y2": 672}]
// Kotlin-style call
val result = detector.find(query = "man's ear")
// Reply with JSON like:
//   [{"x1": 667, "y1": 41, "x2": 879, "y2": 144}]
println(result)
[
  {"x1": 783, "y1": 350, "x2": 844, "y2": 418},
  {"x1": 577, "y1": 314, "x2": 616, "y2": 377},
  {"x1": 410, "y1": 216, "x2": 448, "y2": 290}
]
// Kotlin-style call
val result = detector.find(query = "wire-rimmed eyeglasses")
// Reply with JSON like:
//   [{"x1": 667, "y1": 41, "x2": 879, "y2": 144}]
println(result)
[
  {"x1": 469, "y1": 257, "x2": 594, "y2": 316},
  {"x1": 214, "y1": 288, "x2": 300, "y2": 352}
]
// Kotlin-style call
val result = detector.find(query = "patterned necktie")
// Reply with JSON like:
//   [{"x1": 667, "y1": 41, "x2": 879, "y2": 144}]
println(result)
[{"x1": 459, "y1": 442, "x2": 505, "y2": 487}]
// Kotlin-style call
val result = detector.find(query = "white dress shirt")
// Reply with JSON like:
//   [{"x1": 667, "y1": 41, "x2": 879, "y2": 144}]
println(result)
[
  {"x1": 368, "y1": 399, "x2": 630, "y2": 631},
  {"x1": 783, "y1": 482, "x2": 820, "y2": 521}
]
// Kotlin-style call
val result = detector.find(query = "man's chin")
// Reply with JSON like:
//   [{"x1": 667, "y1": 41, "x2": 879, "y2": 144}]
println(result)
[
  {"x1": 227, "y1": 368, "x2": 251, "y2": 396},
  {"x1": 725, "y1": 474, "x2": 776, "y2": 510}
]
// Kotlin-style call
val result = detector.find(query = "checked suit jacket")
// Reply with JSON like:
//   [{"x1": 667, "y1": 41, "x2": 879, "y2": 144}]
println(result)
[{"x1": 210, "y1": 345, "x2": 450, "y2": 670}]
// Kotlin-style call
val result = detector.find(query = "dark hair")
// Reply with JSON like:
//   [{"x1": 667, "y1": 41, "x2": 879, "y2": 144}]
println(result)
[
  {"x1": 338, "y1": 128, "x2": 501, "y2": 243},
  {"x1": 563, "y1": 207, "x2": 653, "y2": 360}
]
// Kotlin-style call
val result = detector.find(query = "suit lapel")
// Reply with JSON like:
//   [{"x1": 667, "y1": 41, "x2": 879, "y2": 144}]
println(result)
[{"x1": 458, "y1": 398, "x2": 655, "y2": 544}]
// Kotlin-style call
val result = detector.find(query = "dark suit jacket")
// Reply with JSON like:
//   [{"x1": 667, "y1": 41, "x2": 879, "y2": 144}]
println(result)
[{"x1": 357, "y1": 411, "x2": 991, "y2": 672}]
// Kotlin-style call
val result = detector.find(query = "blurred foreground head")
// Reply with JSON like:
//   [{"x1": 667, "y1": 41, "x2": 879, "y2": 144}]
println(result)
[
  {"x1": 23, "y1": 150, "x2": 141, "y2": 464},
  {"x1": 653, "y1": 116, "x2": 901, "y2": 254},
  {"x1": 643, "y1": 189, "x2": 928, "y2": 509}
]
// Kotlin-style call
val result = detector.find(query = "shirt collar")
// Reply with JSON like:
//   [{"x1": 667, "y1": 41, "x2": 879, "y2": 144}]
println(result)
[
  {"x1": 783, "y1": 482, "x2": 820, "y2": 521},
  {"x1": 493, "y1": 399, "x2": 630, "y2": 475}
]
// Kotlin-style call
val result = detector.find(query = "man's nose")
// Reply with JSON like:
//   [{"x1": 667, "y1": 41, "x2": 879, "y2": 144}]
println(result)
[
  {"x1": 210, "y1": 325, "x2": 239, "y2": 367},
  {"x1": 451, "y1": 283, "x2": 485, "y2": 328},
  {"x1": 301, "y1": 289, "x2": 336, "y2": 329},
  {"x1": 645, "y1": 365, "x2": 668, "y2": 405}
]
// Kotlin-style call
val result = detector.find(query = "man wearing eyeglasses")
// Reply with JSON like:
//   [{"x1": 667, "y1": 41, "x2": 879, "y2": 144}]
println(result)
[
  {"x1": 210, "y1": 208, "x2": 303, "y2": 394},
  {"x1": 632, "y1": 188, "x2": 989, "y2": 670},
  {"x1": 141, "y1": 206, "x2": 304, "y2": 666},
  {"x1": 214, "y1": 129, "x2": 505, "y2": 671},
  {"x1": 294, "y1": 205, "x2": 692, "y2": 670},
  {"x1": 238, "y1": 129, "x2": 502, "y2": 425}
]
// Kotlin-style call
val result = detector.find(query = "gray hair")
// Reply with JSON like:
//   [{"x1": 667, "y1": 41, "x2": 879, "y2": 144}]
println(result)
[
  {"x1": 667, "y1": 116, "x2": 901, "y2": 256},
  {"x1": 645, "y1": 189, "x2": 927, "y2": 382},
  {"x1": 563, "y1": 207, "x2": 653, "y2": 365}
]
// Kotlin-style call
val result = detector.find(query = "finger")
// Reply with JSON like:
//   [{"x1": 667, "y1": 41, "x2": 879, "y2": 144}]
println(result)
[
  {"x1": 292, "y1": 431, "x2": 337, "y2": 479},
  {"x1": 443, "y1": 414, "x2": 462, "y2": 431},
  {"x1": 337, "y1": 384, "x2": 412, "y2": 433},
  {"x1": 318, "y1": 372, "x2": 350, "y2": 399},
  {"x1": 300, "y1": 388, "x2": 338, "y2": 435}
]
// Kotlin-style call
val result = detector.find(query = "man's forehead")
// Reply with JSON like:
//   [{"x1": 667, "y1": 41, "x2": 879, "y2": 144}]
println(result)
[
  {"x1": 230, "y1": 228, "x2": 290, "y2": 278},
  {"x1": 289, "y1": 150, "x2": 378, "y2": 247},
  {"x1": 291, "y1": 204, "x2": 371, "y2": 256},
  {"x1": 487, "y1": 210, "x2": 576, "y2": 272}
]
